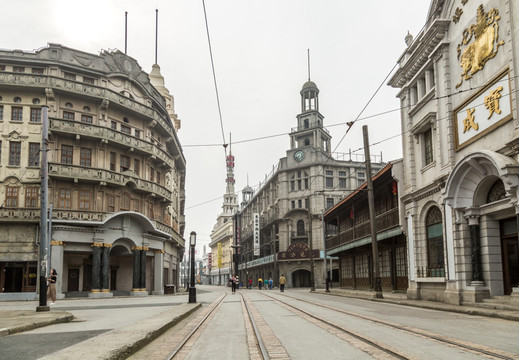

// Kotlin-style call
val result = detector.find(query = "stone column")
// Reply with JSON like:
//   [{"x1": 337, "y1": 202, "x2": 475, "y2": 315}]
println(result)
[
  {"x1": 425, "y1": 70, "x2": 434, "y2": 91},
  {"x1": 465, "y1": 214, "x2": 484, "y2": 285},
  {"x1": 132, "y1": 246, "x2": 141, "y2": 292},
  {"x1": 101, "y1": 244, "x2": 111, "y2": 292},
  {"x1": 153, "y1": 249, "x2": 164, "y2": 295},
  {"x1": 140, "y1": 248, "x2": 147, "y2": 292},
  {"x1": 50, "y1": 240, "x2": 65, "y2": 299},
  {"x1": 91, "y1": 242, "x2": 103, "y2": 293},
  {"x1": 417, "y1": 78, "x2": 425, "y2": 100}
]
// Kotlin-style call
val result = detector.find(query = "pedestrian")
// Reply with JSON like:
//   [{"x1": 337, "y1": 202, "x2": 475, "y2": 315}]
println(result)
[
  {"x1": 279, "y1": 274, "x2": 286, "y2": 292},
  {"x1": 47, "y1": 268, "x2": 57, "y2": 305},
  {"x1": 268, "y1": 278, "x2": 273, "y2": 290},
  {"x1": 231, "y1": 275, "x2": 237, "y2": 294},
  {"x1": 248, "y1": 277, "x2": 252, "y2": 289},
  {"x1": 264, "y1": 278, "x2": 268, "y2": 289},
  {"x1": 258, "y1": 277, "x2": 263, "y2": 290}
]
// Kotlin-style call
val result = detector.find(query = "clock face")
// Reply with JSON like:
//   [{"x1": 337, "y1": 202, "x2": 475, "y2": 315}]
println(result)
[{"x1": 294, "y1": 150, "x2": 305, "y2": 162}]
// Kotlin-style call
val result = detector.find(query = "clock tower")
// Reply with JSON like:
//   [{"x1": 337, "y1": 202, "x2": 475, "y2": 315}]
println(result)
[{"x1": 289, "y1": 80, "x2": 332, "y2": 163}]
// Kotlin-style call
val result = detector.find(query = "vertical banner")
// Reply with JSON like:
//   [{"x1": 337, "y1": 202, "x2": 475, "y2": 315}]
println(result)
[
  {"x1": 253, "y1": 213, "x2": 260, "y2": 256},
  {"x1": 217, "y1": 243, "x2": 222, "y2": 268}
]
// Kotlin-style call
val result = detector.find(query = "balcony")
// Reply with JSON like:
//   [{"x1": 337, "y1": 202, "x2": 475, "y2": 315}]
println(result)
[
  {"x1": 50, "y1": 118, "x2": 175, "y2": 170},
  {"x1": 0, "y1": 72, "x2": 175, "y2": 139},
  {"x1": 326, "y1": 207, "x2": 399, "y2": 251},
  {"x1": 48, "y1": 162, "x2": 172, "y2": 201},
  {"x1": 291, "y1": 120, "x2": 329, "y2": 134}
]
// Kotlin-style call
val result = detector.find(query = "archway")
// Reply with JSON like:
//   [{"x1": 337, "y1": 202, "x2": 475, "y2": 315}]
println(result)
[{"x1": 291, "y1": 269, "x2": 311, "y2": 287}]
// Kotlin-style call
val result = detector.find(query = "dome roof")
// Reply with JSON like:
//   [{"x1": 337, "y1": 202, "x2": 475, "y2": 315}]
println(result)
[
  {"x1": 301, "y1": 80, "x2": 318, "y2": 91},
  {"x1": 242, "y1": 185, "x2": 254, "y2": 193}
]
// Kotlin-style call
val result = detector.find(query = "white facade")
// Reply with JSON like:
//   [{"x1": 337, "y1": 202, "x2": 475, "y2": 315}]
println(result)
[{"x1": 389, "y1": 0, "x2": 519, "y2": 303}]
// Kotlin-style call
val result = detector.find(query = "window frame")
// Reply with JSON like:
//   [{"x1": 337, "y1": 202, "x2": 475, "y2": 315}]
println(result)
[
  {"x1": 11, "y1": 106, "x2": 23, "y2": 121},
  {"x1": 80, "y1": 147, "x2": 92, "y2": 167},
  {"x1": 25, "y1": 187, "x2": 39, "y2": 208},
  {"x1": 5, "y1": 186, "x2": 19, "y2": 207},
  {"x1": 28, "y1": 142, "x2": 40, "y2": 167},
  {"x1": 61, "y1": 145, "x2": 73, "y2": 164},
  {"x1": 9, "y1": 141, "x2": 21, "y2": 166}
]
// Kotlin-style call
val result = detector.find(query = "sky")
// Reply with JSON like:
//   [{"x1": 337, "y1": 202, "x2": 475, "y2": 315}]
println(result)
[{"x1": 2, "y1": 0, "x2": 431, "y2": 254}]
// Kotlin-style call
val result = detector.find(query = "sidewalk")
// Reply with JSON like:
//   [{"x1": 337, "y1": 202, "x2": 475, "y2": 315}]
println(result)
[{"x1": 314, "y1": 287, "x2": 519, "y2": 322}]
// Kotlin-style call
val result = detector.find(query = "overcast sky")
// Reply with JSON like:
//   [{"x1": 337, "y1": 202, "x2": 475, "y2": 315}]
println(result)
[{"x1": 3, "y1": 1, "x2": 431, "y2": 254}]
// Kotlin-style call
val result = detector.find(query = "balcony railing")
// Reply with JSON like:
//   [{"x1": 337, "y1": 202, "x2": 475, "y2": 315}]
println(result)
[
  {"x1": 48, "y1": 162, "x2": 172, "y2": 201},
  {"x1": 326, "y1": 207, "x2": 399, "y2": 250},
  {"x1": 50, "y1": 118, "x2": 175, "y2": 169},
  {"x1": 416, "y1": 266, "x2": 445, "y2": 278},
  {"x1": 291, "y1": 120, "x2": 329, "y2": 134},
  {"x1": 0, "y1": 72, "x2": 175, "y2": 138}
]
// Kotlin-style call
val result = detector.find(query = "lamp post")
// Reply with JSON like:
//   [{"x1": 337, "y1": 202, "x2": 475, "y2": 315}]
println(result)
[{"x1": 188, "y1": 231, "x2": 197, "y2": 303}]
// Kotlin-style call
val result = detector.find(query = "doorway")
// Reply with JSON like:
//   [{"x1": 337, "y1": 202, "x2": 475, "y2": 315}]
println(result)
[
  {"x1": 291, "y1": 269, "x2": 311, "y2": 287},
  {"x1": 500, "y1": 218, "x2": 519, "y2": 295},
  {"x1": 68, "y1": 269, "x2": 80, "y2": 292}
]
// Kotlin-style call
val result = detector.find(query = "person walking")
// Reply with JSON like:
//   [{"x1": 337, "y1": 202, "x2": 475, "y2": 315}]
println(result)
[
  {"x1": 268, "y1": 278, "x2": 273, "y2": 290},
  {"x1": 248, "y1": 277, "x2": 252, "y2": 289},
  {"x1": 231, "y1": 275, "x2": 237, "y2": 294},
  {"x1": 258, "y1": 277, "x2": 263, "y2": 290},
  {"x1": 47, "y1": 268, "x2": 57, "y2": 304},
  {"x1": 279, "y1": 274, "x2": 286, "y2": 292},
  {"x1": 264, "y1": 278, "x2": 268, "y2": 290}
]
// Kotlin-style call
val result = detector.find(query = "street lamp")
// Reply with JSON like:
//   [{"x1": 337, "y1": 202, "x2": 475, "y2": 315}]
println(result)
[{"x1": 188, "y1": 231, "x2": 197, "y2": 303}]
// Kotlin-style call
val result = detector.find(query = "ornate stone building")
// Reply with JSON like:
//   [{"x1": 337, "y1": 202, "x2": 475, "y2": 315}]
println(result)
[
  {"x1": 237, "y1": 79, "x2": 385, "y2": 288},
  {"x1": 388, "y1": 0, "x2": 519, "y2": 303},
  {"x1": 0, "y1": 44, "x2": 186, "y2": 300}
]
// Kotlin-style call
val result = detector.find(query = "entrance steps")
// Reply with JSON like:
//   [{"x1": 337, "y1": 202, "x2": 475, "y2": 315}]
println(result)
[{"x1": 464, "y1": 295, "x2": 519, "y2": 311}]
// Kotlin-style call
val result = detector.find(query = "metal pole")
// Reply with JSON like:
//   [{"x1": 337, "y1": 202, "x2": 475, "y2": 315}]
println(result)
[
  {"x1": 189, "y1": 244, "x2": 196, "y2": 303},
  {"x1": 308, "y1": 206, "x2": 315, "y2": 291},
  {"x1": 363, "y1": 125, "x2": 383, "y2": 299},
  {"x1": 322, "y1": 209, "x2": 329, "y2": 292},
  {"x1": 37, "y1": 106, "x2": 49, "y2": 311}
]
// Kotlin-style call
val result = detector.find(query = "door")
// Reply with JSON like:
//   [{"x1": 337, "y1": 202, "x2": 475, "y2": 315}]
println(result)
[
  {"x1": 68, "y1": 269, "x2": 79, "y2": 292},
  {"x1": 110, "y1": 269, "x2": 117, "y2": 290},
  {"x1": 500, "y1": 218, "x2": 519, "y2": 295}
]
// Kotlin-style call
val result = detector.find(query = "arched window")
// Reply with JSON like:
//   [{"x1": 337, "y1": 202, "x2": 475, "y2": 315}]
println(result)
[
  {"x1": 425, "y1": 206, "x2": 444, "y2": 276},
  {"x1": 297, "y1": 220, "x2": 305, "y2": 236},
  {"x1": 486, "y1": 179, "x2": 506, "y2": 203}
]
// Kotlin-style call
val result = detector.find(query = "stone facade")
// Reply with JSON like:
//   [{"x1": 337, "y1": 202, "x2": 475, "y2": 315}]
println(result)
[
  {"x1": 388, "y1": 0, "x2": 519, "y2": 303},
  {"x1": 0, "y1": 44, "x2": 186, "y2": 300}
]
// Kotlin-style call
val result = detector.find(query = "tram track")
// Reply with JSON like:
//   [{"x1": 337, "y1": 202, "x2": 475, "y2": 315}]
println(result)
[{"x1": 261, "y1": 291, "x2": 519, "y2": 360}]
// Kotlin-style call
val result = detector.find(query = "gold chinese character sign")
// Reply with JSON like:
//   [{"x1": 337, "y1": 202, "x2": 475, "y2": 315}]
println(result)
[{"x1": 456, "y1": 5, "x2": 504, "y2": 88}]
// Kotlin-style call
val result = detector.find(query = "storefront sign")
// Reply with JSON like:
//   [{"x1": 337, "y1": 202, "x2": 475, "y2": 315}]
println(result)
[
  {"x1": 278, "y1": 242, "x2": 320, "y2": 260},
  {"x1": 253, "y1": 213, "x2": 260, "y2": 256},
  {"x1": 454, "y1": 69, "x2": 512, "y2": 150}
]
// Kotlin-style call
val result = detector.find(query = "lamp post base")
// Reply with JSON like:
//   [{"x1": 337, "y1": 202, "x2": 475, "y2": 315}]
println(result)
[{"x1": 188, "y1": 286, "x2": 197, "y2": 303}]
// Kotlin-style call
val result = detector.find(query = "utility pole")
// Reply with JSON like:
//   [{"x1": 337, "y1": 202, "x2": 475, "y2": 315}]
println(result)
[
  {"x1": 37, "y1": 106, "x2": 50, "y2": 312},
  {"x1": 363, "y1": 125, "x2": 383, "y2": 299},
  {"x1": 308, "y1": 205, "x2": 315, "y2": 291}
]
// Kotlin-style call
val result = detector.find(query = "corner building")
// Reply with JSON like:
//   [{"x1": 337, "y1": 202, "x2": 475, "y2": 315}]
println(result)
[
  {"x1": 389, "y1": 0, "x2": 519, "y2": 303},
  {"x1": 238, "y1": 80, "x2": 385, "y2": 288},
  {"x1": 0, "y1": 44, "x2": 186, "y2": 300}
]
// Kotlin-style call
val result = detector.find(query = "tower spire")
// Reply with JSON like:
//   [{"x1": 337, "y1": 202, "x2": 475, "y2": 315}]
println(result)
[
  {"x1": 307, "y1": 49, "x2": 311, "y2": 81},
  {"x1": 155, "y1": 9, "x2": 159, "y2": 64}
]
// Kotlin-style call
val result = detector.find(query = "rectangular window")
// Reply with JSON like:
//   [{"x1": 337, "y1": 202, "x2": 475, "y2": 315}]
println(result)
[
  {"x1": 32, "y1": 68, "x2": 44, "y2": 74},
  {"x1": 291, "y1": 200, "x2": 295, "y2": 209},
  {"x1": 63, "y1": 111, "x2": 75, "y2": 120},
  {"x1": 110, "y1": 152, "x2": 116, "y2": 171},
  {"x1": 11, "y1": 107, "x2": 23, "y2": 121},
  {"x1": 25, "y1": 187, "x2": 39, "y2": 208},
  {"x1": 133, "y1": 199, "x2": 141, "y2": 213},
  {"x1": 79, "y1": 190, "x2": 91, "y2": 210},
  {"x1": 150, "y1": 168, "x2": 155, "y2": 182},
  {"x1": 120, "y1": 124, "x2": 131, "y2": 134},
  {"x1": 6, "y1": 186, "x2": 19, "y2": 207},
  {"x1": 424, "y1": 128, "x2": 433, "y2": 166},
  {"x1": 80, "y1": 147, "x2": 92, "y2": 167},
  {"x1": 326, "y1": 198, "x2": 334, "y2": 209},
  {"x1": 58, "y1": 188, "x2": 71, "y2": 209},
  {"x1": 156, "y1": 171, "x2": 161, "y2": 185},
  {"x1": 28, "y1": 142, "x2": 40, "y2": 166},
  {"x1": 61, "y1": 145, "x2": 73, "y2": 164},
  {"x1": 134, "y1": 129, "x2": 141, "y2": 138},
  {"x1": 134, "y1": 159, "x2": 140, "y2": 176},
  {"x1": 30, "y1": 108, "x2": 41, "y2": 122},
  {"x1": 325, "y1": 170, "x2": 333, "y2": 188},
  {"x1": 0, "y1": 105, "x2": 3, "y2": 120},
  {"x1": 111, "y1": 121, "x2": 117, "y2": 130},
  {"x1": 83, "y1": 76, "x2": 94, "y2": 85},
  {"x1": 64, "y1": 72, "x2": 76, "y2": 80},
  {"x1": 13, "y1": 66, "x2": 25, "y2": 73},
  {"x1": 338, "y1": 171, "x2": 347, "y2": 189},
  {"x1": 108, "y1": 195, "x2": 115, "y2": 212},
  {"x1": 298, "y1": 199, "x2": 302, "y2": 208},
  {"x1": 290, "y1": 180, "x2": 295, "y2": 192},
  {"x1": 120, "y1": 155, "x2": 130, "y2": 172},
  {"x1": 121, "y1": 194, "x2": 130, "y2": 211},
  {"x1": 148, "y1": 203, "x2": 155, "y2": 219},
  {"x1": 81, "y1": 114, "x2": 93, "y2": 124},
  {"x1": 9, "y1": 141, "x2": 21, "y2": 166}
]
